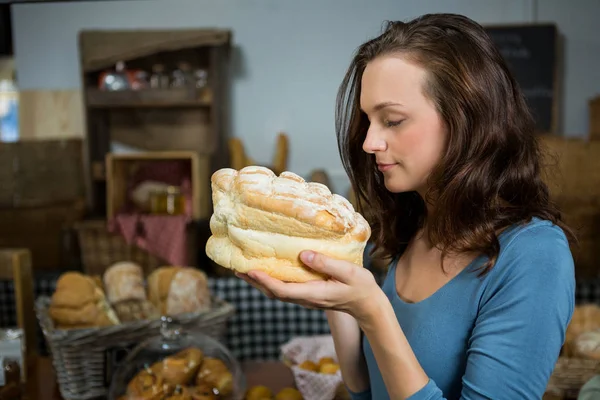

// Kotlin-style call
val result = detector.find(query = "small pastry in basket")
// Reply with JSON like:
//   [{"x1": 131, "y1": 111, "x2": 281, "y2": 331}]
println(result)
[
  {"x1": 245, "y1": 385, "x2": 273, "y2": 400},
  {"x1": 297, "y1": 360, "x2": 318, "y2": 372},
  {"x1": 148, "y1": 266, "x2": 211, "y2": 316},
  {"x1": 319, "y1": 363, "x2": 340, "y2": 375},
  {"x1": 195, "y1": 357, "x2": 234, "y2": 396},
  {"x1": 317, "y1": 357, "x2": 335, "y2": 369},
  {"x1": 574, "y1": 330, "x2": 600, "y2": 360},
  {"x1": 275, "y1": 388, "x2": 303, "y2": 400},
  {"x1": 49, "y1": 272, "x2": 120, "y2": 329},
  {"x1": 160, "y1": 348, "x2": 205, "y2": 385},
  {"x1": 103, "y1": 261, "x2": 160, "y2": 322},
  {"x1": 127, "y1": 362, "x2": 174, "y2": 399}
]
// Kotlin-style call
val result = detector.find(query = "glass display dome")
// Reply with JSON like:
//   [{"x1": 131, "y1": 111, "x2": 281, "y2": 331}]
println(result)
[{"x1": 108, "y1": 317, "x2": 246, "y2": 400}]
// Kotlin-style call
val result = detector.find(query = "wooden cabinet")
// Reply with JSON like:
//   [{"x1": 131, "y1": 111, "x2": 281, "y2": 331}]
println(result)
[{"x1": 78, "y1": 29, "x2": 232, "y2": 218}]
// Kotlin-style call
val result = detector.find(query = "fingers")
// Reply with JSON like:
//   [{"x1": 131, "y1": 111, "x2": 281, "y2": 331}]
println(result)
[
  {"x1": 299, "y1": 251, "x2": 357, "y2": 284},
  {"x1": 246, "y1": 270, "x2": 323, "y2": 302},
  {"x1": 236, "y1": 272, "x2": 275, "y2": 299}
]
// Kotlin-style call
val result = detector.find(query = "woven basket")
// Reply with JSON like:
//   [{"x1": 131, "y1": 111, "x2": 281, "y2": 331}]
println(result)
[
  {"x1": 74, "y1": 219, "x2": 164, "y2": 276},
  {"x1": 546, "y1": 356, "x2": 600, "y2": 398},
  {"x1": 35, "y1": 295, "x2": 235, "y2": 400}
]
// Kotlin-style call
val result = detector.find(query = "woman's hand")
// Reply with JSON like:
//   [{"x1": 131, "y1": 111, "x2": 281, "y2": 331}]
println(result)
[{"x1": 236, "y1": 250, "x2": 384, "y2": 322}]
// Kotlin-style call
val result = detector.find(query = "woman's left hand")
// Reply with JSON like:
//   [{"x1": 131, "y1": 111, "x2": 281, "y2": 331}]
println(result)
[{"x1": 236, "y1": 250, "x2": 383, "y2": 321}]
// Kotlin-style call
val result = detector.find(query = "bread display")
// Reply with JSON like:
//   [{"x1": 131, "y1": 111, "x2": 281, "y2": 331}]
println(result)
[
  {"x1": 119, "y1": 347, "x2": 234, "y2": 400},
  {"x1": 148, "y1": 266, "x2": 212, "y2": 316},
  {"x1": 205, "y1": 166, "x2": 371, "y2": 282},
  {"x1": 49, "y1": 272, "x2": 120, "y2": 329}
]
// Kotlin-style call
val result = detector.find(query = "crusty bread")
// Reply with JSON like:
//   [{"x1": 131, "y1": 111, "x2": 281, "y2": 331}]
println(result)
[
  {"x1": 148, "y1": 266, "x2": 211, "y2": 316},
  {"x1": 205, "y1": 166, "x2": 371, "y2": 282},
  {"x1": 49, "y1": 272, "x2": 120, "y2": 329},
  {"x1": 103, "y1": 261, "x2": 147, "y2": 304}
]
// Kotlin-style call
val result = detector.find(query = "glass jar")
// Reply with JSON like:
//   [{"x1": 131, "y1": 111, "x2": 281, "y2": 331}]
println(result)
[
  {"x1": 108, "y1": 317, "x2": 246, "y2": 400},
  {"x1": 149, "y1": 186, "x2": 185, "y2": 216}
]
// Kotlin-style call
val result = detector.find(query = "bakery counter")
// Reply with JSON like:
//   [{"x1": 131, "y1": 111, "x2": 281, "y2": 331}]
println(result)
[{"x1": 25, "y1": 357, "x2": 295, "y2": 400}]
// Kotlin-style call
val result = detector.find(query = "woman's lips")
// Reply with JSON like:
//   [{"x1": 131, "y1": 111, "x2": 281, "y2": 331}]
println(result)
[{"x1": 377, "y1": 163, "x2": 397, "y2": 172}]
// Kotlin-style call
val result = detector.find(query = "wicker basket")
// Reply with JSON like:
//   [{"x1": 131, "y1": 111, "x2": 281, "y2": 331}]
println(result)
[
  {"x1": 35, "y1": 295, "x2": 235, "y2": 400},
  {"x1": 74, "y1": 219, "x2": 164, "y2": 276},
  {"x1": 546, "y1": 356, "x2": 600, "y2": 398}
]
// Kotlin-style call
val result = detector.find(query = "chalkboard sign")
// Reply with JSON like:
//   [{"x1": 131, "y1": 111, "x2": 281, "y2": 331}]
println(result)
[{"x1": 484, "y1": 24, "x2": 559, "y2": 133}]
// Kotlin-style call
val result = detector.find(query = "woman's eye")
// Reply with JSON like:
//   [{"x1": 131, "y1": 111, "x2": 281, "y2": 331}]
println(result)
[{"x1": 385, "y1": 119, "x2": 404, "y2": 127}]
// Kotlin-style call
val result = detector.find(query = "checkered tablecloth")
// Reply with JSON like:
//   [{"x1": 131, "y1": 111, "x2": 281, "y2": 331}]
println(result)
[{"x1": 1, "y1": 270, "x2": 598, "y2": 361}]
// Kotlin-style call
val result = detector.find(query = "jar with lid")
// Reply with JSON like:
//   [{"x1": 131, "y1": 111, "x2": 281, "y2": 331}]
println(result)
[
  {"x1": 149, "y1": 186, "x2": 186, "y2": 216},
  {"x1": 107, "y1": 317, "x2": 246, "y2": 399}
]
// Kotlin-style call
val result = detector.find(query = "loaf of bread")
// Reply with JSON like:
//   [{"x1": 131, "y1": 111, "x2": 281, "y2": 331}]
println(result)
[
  {"x1": 205, "y1": 166, "x2": 371, "y2": 282},
  {"x1": 147, "y1": 266, "x2": 212, "y2": 316},
  {"x1": 49, "y1": 272, "x2": 120, "y2": 329},
  {"x1": 103, "y1": 261, "x2": 147, "y2": 304}
]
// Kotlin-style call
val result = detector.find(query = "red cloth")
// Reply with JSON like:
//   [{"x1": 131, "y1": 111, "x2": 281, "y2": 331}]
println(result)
[{"x1": 109, "y1": 214, "x2": 189, "y2": 266}]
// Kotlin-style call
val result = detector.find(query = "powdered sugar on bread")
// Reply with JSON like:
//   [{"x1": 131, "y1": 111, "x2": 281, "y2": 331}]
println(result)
[{"x1": 206, "y1": 166, "x2": 371, "y2": 282}]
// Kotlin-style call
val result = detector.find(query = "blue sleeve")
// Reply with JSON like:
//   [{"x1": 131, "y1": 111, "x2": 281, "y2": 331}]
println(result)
[
  {"x1": 407, "y1": 223, "x2": 575, "y2": 400},
  {"x1": 348, "y1": 387, "x2": 372, "y2": 400}
]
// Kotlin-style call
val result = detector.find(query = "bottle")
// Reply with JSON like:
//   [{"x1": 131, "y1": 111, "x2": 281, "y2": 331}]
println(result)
[{"x1": 0, "y1": 357, "x2": 22, "y2": 400}]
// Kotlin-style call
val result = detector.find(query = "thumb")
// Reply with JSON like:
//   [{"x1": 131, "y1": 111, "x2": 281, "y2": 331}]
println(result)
[{"x1": 299, "y1": 251, "x2": 355, "y2": 283}]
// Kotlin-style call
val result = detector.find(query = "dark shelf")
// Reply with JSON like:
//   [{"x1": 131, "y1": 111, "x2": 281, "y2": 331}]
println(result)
[{"x1": 86, "y1": 87, "x2": 212, "y2": 108}]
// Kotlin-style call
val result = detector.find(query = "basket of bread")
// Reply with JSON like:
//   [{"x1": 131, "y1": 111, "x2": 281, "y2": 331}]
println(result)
[
  {"x1": 280, "y1": 335, "x2": 349, "y2": 400},
  {"x1": 35, "y1": 262, "x2": 235, "y2": 400},
  {"x1": 546, "y1": 303, "x2": 600, "y2": 398}
]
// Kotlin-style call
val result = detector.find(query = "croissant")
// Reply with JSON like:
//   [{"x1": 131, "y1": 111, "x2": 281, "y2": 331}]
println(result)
[{"x1": 205, "y1": 166, "x2": 371, "y2": 282}]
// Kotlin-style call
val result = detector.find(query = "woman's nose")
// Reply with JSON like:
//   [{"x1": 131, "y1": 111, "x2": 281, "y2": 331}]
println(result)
[{"x1": 362, "y1": 127, "x2": 387, "y2": 154}]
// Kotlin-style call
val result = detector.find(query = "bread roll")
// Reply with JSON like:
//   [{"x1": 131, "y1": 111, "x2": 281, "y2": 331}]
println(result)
[
  {"x1": 205, "y1": 166, "x2": 371, "y2": 282},
  {"x1": 147, "y1": 266, "x2": 211, "y2": 316},
  {"x1": 103, "y1": 261, "x2": 147, "y2": 304},
  {"x1": 575, "y1": 330, "x2": 600, "y2": 360},
  {"x1": 49, "y1": 272, "x2": 120, "y2": 329}
]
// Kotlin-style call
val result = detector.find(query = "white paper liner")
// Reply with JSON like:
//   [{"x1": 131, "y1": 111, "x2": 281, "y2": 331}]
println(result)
[{"x1": 280, "y1": 334, "x2": 345, "y2": 400}]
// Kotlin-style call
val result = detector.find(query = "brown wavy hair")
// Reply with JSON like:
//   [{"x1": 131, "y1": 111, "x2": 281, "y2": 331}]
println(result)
[{"x1": 335, "y1": 13, "x2": 574, "y2": 274}]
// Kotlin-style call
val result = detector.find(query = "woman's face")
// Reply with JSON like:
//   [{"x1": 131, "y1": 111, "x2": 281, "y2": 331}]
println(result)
[{"x1": 360, "y1": 55, "x2": 446, "y2": 195}]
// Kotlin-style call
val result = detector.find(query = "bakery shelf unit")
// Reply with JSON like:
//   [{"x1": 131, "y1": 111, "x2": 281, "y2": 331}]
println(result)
[{"x1": 79, "y1": 29, "x2": 232, "y2": 218}]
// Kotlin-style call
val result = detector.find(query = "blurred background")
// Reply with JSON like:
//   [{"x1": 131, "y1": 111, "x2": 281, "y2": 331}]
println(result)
[{"x1": 0, "y1": 1, "x2": 599, "y2": 399}]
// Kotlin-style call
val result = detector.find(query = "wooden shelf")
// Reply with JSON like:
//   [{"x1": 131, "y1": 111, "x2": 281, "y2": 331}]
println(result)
[{"x1": 86, "y1": 87, "x2": 212, "y2": 108}]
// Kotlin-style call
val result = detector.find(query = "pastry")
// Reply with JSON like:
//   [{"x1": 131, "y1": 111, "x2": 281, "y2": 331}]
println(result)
[
  {"x1": 160, "y1": 348, "x2": 204, "y2": 385},
  {"x1": 574, "y1": 330, "x2": 600, "y2": 360},
  {"x1": 112, "y1": 299, "x2": 160, "y2": 323},
  {"x1": 103, "y1": 261, "x2": 147, "y2": 304},
  {"x1": 126, "y1": 362, "x2": 174, "y2": 399},
  {"x1": 195, "y1": 357, "x2": 233, "y2": 396},
  {"x1": 275, "y1": 388, "x2": 303, "y2": 400},
  {"x1": 147, "y1": 266, "x2": 212, "y2": 316},
  {"x1": 245, "y1": 385, "x2": 273, "y2": 400},
  {"x1": 49, "y1": 272, "x2": 120, "y2": 329},
  {"x1": 205, "y1": 166, "x2": 371, "y2": 282},
  {"x1": 564, "y1": 304, "x2": 600, "y2": 356}
]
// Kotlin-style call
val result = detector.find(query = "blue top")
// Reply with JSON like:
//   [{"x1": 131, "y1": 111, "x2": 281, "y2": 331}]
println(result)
[{"x1": 350, "y1": 218, "x2": 575, "y2": 400}]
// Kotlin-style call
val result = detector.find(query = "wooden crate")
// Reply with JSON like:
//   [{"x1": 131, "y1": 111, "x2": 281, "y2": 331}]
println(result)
[
  {"x1": 538, "y1": 135, "x2": 600, "y2": 279},
  {"x1": 0, "y1": 139, "x2": 85, "y2": 208},
  {"x1": 105, "y1": 151, "x2": 210, "y2": 220},
  {"x1": 590, "y1": 96, "x2": 600, "y2": 141}
]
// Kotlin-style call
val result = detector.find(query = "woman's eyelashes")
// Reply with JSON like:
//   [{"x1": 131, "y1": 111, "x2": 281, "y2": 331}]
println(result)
[{"x1": 384, "y1": 119, "x2": 404, "y2": 128}]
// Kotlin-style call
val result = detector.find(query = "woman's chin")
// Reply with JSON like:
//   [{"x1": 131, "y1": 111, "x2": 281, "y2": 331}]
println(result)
[{"x1": 383, "y1": 177, "x2": 413, "y2": 193}]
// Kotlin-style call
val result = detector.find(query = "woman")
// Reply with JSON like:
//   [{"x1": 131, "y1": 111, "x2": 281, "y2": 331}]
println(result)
[{"x1": 238, "y1": 13, "x2": 575, "y2": 400}]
